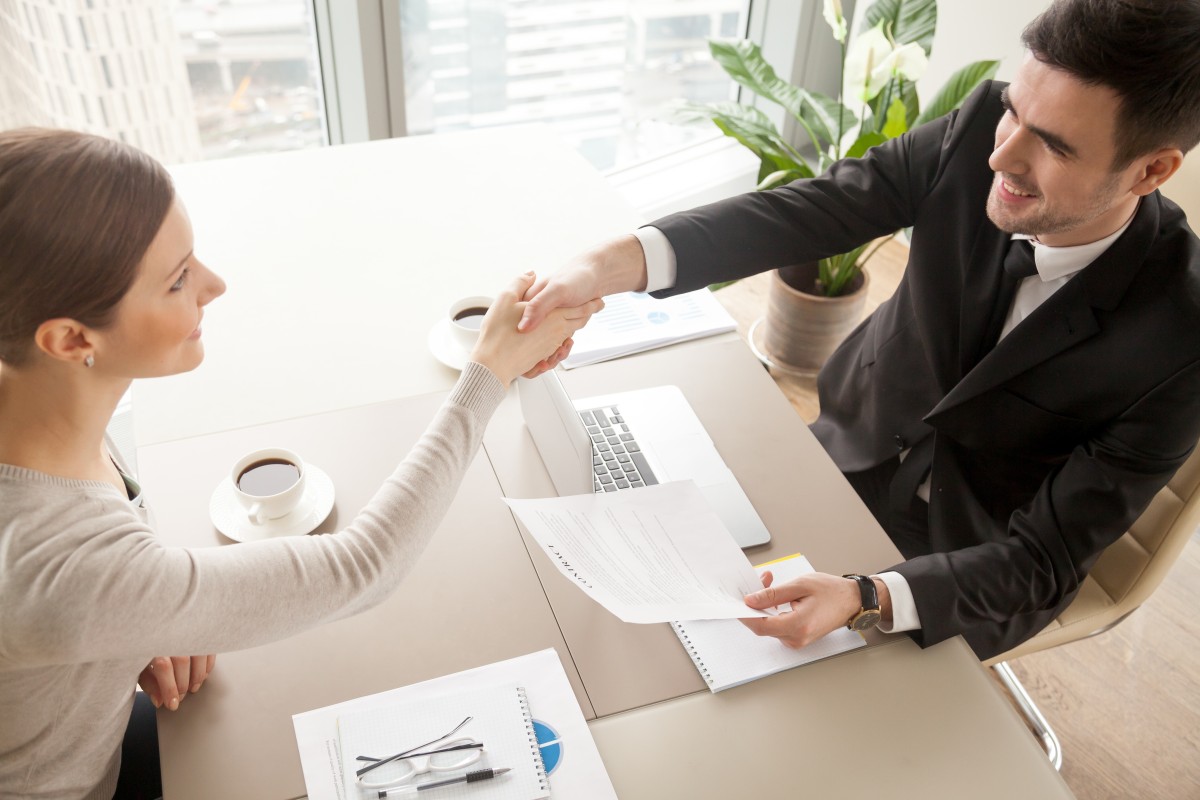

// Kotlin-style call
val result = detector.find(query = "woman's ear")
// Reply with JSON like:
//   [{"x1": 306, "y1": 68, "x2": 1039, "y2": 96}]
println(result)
[{"x1": 34, "y1": 318, "x2": 96, "y2": 367}]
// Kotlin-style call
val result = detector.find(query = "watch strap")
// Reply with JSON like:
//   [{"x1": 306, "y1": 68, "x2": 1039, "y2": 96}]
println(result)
[{"x1": 843, "y1": 573, "x2": 879, "y2": 612}]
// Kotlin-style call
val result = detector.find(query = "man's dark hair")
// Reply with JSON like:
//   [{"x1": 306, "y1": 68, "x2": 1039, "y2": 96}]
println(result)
[{"x1": 1023, "y1": 0, "x2": 1200, "y2": 168}]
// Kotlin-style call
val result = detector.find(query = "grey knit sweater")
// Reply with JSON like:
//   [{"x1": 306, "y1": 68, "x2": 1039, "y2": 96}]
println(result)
[{"x1": 0, "y1": 363, "x2": 505, "y2": 799}]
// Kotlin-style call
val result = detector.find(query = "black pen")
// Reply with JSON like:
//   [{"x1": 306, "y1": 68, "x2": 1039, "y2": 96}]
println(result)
[{"x1": 376, "y1": 767, "x2": 511, "y2": 797}]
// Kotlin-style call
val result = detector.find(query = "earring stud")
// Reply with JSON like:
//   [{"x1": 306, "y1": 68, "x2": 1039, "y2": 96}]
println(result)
[{"x1": 84, "y1": 354, "x2": 95, "y2": 368}]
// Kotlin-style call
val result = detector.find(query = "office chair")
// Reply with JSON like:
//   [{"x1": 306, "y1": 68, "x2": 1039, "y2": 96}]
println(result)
[{"x1": 983, "y1": 441, "x2": 1200, "y2": 770}]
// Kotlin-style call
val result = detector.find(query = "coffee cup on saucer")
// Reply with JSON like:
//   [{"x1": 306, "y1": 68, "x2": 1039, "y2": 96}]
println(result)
[
  {"x1": 446, "y1": 295, "x2": 492, "y2": 352},
  {"x1": 430, "y1": 296, "x2": 493, "y2": 371},
  {"x1": 231, "y1": 447, "x2": 306, "y2": 525}
]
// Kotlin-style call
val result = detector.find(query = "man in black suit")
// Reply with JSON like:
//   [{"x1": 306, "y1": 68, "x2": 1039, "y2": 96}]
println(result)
[{"x1": 519, "y1": 0, "x2": 1200, "y2": 660}]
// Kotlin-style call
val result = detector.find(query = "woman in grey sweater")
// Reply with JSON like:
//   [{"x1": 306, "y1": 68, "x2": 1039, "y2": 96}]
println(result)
[{"x1": 0, "y1": 128, "x2": 600, "y2": 800}]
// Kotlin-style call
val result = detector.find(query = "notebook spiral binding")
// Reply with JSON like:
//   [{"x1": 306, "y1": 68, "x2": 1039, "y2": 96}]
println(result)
[
  {"x1": 670, "y1": 622, "x2": 715, "y2": 688},
  {"x1": 516, "y1": 686, "x2": 551, "y2": 792}
]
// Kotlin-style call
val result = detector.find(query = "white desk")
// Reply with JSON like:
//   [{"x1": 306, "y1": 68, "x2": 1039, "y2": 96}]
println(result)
[
  {"x1": 134, "y1": 130, "x2": 1074, "y2": 799},
  {"x1": 138, "y1": 125, "x2": 642, "y2": 447}
]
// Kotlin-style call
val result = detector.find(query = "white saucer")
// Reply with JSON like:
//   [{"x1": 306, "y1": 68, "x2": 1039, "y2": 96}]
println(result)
[
  {"x1": 427, "y1": 319, "x2": 471, "y2": 371},
  {"x1": 209, "y1": 464, "x2": 335, "y2": 543}
]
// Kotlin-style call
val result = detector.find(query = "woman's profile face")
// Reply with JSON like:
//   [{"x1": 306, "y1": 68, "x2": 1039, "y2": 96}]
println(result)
[{"x1": 95, "y1": 199, "x2": 226, "y2": 379}]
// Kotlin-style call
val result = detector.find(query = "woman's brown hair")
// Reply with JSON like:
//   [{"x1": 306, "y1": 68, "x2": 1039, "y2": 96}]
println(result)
[{"x1": 0, "y1": 128, "x2": 175, "y2": 365}]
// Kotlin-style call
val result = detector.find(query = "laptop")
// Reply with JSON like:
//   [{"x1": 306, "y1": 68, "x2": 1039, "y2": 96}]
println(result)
[{"x1": 517, "y1": 371, "x2": 772, "y2": 549}]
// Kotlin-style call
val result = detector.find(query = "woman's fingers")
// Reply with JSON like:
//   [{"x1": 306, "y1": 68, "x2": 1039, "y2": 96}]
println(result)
[
  {"x1": 138, "y1": 663, "x2": 162, "y2": 708},
  {"x1": 170, "y1": 656, "x2": 191, "y2": 706},
  {"x1": 148, "y1": 657, "x2": 182, "y2": 710},
  {"x1": 188, "y1": 654, "x2": 208, "y2": 693}
]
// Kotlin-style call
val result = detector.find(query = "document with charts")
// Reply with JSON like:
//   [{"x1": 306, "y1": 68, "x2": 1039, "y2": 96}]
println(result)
[
  {"x1": 671, "y1": 554, "x2": 867, "y2": 692},
  {"x1": 293, "y1": 649, "x2": 616, "y2": 800},
  {"x1": 337, "y1": 683, "x2": 547, "y2": 800},
  {"x1": 560, "y1": 288, "x2": 736, "y2": 369}
]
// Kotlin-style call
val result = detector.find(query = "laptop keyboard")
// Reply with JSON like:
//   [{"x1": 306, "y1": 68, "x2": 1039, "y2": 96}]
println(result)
[{"x1": 579, "y1": 405, "x2": 659, "y2": 493}]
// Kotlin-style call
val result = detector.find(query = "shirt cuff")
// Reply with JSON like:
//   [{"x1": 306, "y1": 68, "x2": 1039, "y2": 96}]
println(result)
[
  {"x1": 633, "y1": 226, "x2": 677, "y2": 293},
  {"x1": 873, "y1": 571, "x2": 922, "y2": 633}
]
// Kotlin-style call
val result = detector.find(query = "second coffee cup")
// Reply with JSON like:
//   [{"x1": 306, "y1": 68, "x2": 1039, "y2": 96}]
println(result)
[{"x1": 447, "y1": 295, "x2": 492, "y2": 353}]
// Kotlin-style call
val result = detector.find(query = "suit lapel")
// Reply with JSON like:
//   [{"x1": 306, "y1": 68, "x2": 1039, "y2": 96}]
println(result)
[
  {"x1": 956, "y1": 225, "x2": 1010, "y2": 380},
  {"x1": 928, "y1": 194, "x2": 1161, "y2": 420},
  {"x1": 932, "y1": 281, "x2": 1099, "y2": 415},
  {"x1": 913, "y1": 218, "x2": 1010, "y2": 396}
]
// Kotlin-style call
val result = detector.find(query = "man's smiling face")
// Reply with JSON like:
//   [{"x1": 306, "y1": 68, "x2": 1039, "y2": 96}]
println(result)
[{"x1": 986, "y1": 54, "x2": 1145, "y2": 247}]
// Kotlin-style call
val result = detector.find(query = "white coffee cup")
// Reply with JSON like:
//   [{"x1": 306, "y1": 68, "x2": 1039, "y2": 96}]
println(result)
[
  {"x1": 446, "y1": 295, "x2": 492, "y2": 352},
  {"x1": 231, "y1": 447, "x2": 307, "y2": 525}
]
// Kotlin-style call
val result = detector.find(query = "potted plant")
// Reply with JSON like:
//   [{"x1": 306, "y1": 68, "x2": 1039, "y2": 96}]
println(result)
[{"x1": 679, "y1": 0, "x2": 998, "y2": 373}]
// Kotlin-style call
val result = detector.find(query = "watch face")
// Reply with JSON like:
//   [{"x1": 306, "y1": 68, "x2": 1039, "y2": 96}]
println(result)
[{"x1": 850, "y1": 610, "x2": 882, "y2": 631}]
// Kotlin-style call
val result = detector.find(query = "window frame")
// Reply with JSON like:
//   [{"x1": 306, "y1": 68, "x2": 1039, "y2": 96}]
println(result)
[{"x1": 314, "y1": 0, "x2": 853, "y2": 214}]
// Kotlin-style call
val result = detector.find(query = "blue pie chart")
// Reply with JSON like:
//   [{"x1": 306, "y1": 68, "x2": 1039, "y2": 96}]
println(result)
[{"x1": 533, "y1": 720, "x2": 562, "y2": 774}]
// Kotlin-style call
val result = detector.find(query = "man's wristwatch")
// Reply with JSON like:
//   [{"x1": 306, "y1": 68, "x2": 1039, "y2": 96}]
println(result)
[{"x1": 843, "y1": 574, "x2": 882, "y2": 631}]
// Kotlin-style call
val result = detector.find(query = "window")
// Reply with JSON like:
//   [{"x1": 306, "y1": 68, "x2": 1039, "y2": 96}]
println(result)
[
  {"x1": 0, "y1": 0, "x2": 330, "y2": 165},
  {"x1": 393, "y1": 0, "x2": 751, "y2": 171}
]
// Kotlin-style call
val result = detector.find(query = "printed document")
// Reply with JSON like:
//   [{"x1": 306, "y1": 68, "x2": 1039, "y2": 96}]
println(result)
[
  {"x1": 504, "y1": 481, "x2": 775, "y2": 623},
  {"x1": 560, "y1": 289, "x2": 736, "y2": 369}
]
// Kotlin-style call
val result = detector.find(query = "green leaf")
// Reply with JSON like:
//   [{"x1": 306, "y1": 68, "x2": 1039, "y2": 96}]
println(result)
[
  {"x1": 757, "y1": 168, "x2": 812, "y2": 190},
  {"x1": 863, "y1": 0, "x2": 937, "y2": 55},
  {"x1": 796, "y1": 89, "x2": 858, "y2": 155},
  {"x1": 817, "y1": 243, "x2": 872, "y2": 296},
  {"x1": 897, "y1": 78, "x2": 920, "y2": 127},
  {"x1": 708, "y1": 40, "x2": 805, "y2": 120},
  {"x1": 845, "y1": 131, "x2": 888, "y2": 159},
  {"x1": 881, "y1": 97, "x2": 909, "y2": 138},
  {"x1": 707, "y1": 39, "x2": 856, "y2": 151},
  {"x1": 915, "y1": 60, "x2": 1000, "y2": 126},
  {"x1": 675, "y1": 100, "x2": 809, "y2": 174},
  {"x1": 867, "y1": 77, "x2": 919, "y2": 132}
]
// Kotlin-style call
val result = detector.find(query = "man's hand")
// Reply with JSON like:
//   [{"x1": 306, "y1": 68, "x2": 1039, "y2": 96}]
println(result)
[
  {"x1": 517, "y1": 234, "x2": 648, "y2": 336},
  {"x1": 139, "y1": 655, "x2": 217, "y2": 710},
  {"x1": 470, "y1": 272, "x2": 603, "y2": 386},
  {"x1": 738, "y1": 572, "x2": 889, "y2": 649}
]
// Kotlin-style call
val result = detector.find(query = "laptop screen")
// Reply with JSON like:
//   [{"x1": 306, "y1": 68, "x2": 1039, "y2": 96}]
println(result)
[{"x1": 517, "y1": 371, "x2": 593, "y2": 496}]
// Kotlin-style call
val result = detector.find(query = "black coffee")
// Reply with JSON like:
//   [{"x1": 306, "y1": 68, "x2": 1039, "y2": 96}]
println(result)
[
  {"x1": 452, "y1": 307, "x2": 487, "y2": 330},
  {"x1": 237, "y1": 459, "x2": 301, "y2": 496}
]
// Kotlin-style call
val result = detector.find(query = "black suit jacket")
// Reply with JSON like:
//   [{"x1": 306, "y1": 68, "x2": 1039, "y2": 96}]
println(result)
[{"x1": 651, "y1": 81, "x2": 1200, "y2": 659}]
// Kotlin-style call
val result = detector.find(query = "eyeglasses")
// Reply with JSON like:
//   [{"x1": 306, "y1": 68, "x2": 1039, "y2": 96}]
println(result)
[{"x1": 355, "y1": 716, "x2": 485, "y2": 791}]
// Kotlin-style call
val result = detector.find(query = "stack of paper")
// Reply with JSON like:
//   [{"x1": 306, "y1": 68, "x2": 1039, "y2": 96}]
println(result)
[
  {"x1": 671, "y1": 554, "x2": 867, "y2": 692},
  {"x1": 560, "y1": 288, "x2": 736, "y2": 369},
  {"x1": 503, "y1": 482, "x2": 775, "y2": 624}
]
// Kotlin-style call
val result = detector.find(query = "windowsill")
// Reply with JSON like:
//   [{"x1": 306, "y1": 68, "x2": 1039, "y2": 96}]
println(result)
[{"x1": 604, "y1": 136, "x2": 760, "y2": 221}]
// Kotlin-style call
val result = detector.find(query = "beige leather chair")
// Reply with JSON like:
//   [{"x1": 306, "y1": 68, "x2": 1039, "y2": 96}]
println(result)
[{"x1": 984, "y1": 441, "x2": 1200, "y2": 769}]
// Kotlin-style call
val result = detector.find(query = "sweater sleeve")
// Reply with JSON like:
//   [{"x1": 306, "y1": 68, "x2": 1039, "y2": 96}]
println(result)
[{"x1": 0, "y1": 362, "x2": 506, "y2": 666}]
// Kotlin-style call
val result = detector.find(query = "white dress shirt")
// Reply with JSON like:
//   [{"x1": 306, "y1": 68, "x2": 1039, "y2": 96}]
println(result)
[{"x1": 632, "y1": 215, "x2": 1135, "y2": 633}]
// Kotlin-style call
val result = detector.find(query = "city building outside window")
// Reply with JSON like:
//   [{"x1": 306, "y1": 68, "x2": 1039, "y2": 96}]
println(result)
[
  {"x1": 0, "y1": 0, "x2": 749, "y2": 171},
  {"x1": 0, "y1": 0, "x2": 328, "y2": 164},
  {"x1": 396, "y1": 0, "x2": 749, "y2": 170}
]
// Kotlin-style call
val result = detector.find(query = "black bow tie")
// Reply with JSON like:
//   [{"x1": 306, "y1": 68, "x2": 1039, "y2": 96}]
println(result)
[{"x1": 1003, "y1": 239, "x2": 1039, "y2": 280}]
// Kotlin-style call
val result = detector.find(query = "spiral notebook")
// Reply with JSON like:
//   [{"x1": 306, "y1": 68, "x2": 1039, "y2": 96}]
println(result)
[
  {"x1": 337, "y1": 683, "x2": 549, "y2": 799},
  {"x1": 671, "y1": 554, "x2": 867, "y2": 692}
]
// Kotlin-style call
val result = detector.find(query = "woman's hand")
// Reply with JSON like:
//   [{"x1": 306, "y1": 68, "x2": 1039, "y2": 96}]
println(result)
[
  {"x1": 138, "y1": 655, "x2": 217, "y2": 710},
  {"x1": 471, "y1": 272, "x2": 603, "y2": 386},
  {"x1": 518, "y1": 235, "x2": 646, "y2": 333}
]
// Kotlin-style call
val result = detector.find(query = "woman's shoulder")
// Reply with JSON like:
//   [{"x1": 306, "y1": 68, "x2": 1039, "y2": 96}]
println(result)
[{"x1": 0, "y1": 465, "x2": 143, "y2": 547}]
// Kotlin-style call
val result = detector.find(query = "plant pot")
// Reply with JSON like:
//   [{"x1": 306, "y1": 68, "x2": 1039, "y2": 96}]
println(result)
[{"x1": 758, "y1": 263, "x2": 870, "y2": 375}]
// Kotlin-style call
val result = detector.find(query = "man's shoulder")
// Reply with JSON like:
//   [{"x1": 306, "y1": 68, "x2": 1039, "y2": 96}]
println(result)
[{"x1": 1151, "y1": 193, "x2": 1200, "y2": 311}]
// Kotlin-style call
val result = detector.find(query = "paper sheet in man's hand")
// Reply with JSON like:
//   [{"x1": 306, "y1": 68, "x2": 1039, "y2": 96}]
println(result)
[{"x1": 503, "y1": 481, "x2": 776, "y2": 624}]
